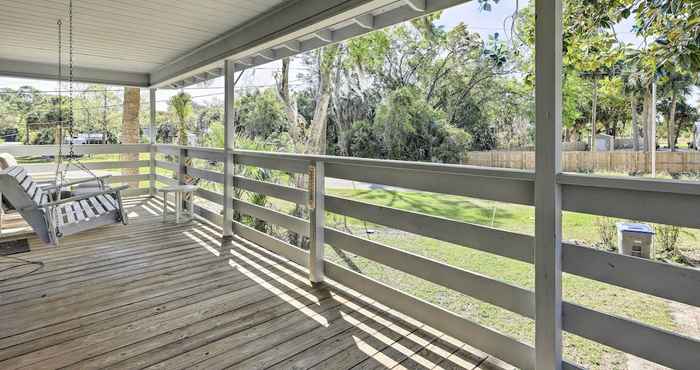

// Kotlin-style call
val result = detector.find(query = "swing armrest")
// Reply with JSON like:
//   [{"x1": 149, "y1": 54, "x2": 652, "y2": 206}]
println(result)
[
  {"x1": 22, "y1": 185, "x2": 129, "y2": 211},
  {"x1": 42, "y1": 175, "x2": 113, "y2": 190}
]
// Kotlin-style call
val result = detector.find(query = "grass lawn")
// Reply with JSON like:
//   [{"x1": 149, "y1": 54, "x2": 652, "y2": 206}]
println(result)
[{"x1": 322, "y1": 188, "x2": 691, "y2": 369}]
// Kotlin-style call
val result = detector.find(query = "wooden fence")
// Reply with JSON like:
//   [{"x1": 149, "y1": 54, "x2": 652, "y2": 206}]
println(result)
[{"x1": 464, "y1": 150, "x2": 700, "y2": 174}]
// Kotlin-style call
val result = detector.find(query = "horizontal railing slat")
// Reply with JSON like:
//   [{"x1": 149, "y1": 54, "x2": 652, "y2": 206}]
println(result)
[
  {"x1": 104, "y1": 174, "x2": 151, "y2": 183},
  {"x1": 562, "y1": 242, "x2": 700, "y2": 307},
  {"x1": 123, "y1": 187, "x2": 149, "y2": 197},
  {"x1": 232, "y1": 221, "x2": 308, "y2": 267},
  {"x1": 153, "y1": 144, "x2": 181, "y2": 156},
  {"x1": 233, "y1": 198, "x2": 309, "y2": 237},
  {"x1": 155, "y1": 160, "x2": 178, "y2": 172},
  {"x1": 23, "y1": 160, "x2": 149, "y2": 173},
  {"x1": 196, "y1": 188, "x2": 223, "y2": 204},
  {"x1": 324, "y1": 261, "x2": 536, "y2": 370},
  {"x1": 562, "y1": 181, "x2": 700, "y2": 229},
  {"x1": 563, "y1": 302, "x2": 700, "y2": 370},
  {"x1": 155, "y1": 174, "x2": 177, "y2": 185},
  {"x1": 325, "y1": 162, "x2": 534, "y2": 205},
  {"x1": 0, "y1": 144, "x2": 150, "y2": 156},
  {"x1": 192, "y1": 203, "x2": 224, "y2": 226},
  {"x1": 234, "y1": 175, "x2": 308, "y2": 205},
  {"x1": 235, "y1": 153, "x2": 310, "y2": 174},
  {"x1": 187, "y1": 147, "x2": 225, "y2": 162},
  {"x1": 234, "y1": 149, "x2": 535, "y2": 180},
  {"x1": 187, "y1": 167, "x2": 224, "y2": 184},
  {"x1": 325, "y1": 195, "x2": 533, "y2": 263},
  {"x1": 325, "y1": 227, "x2": 535, "y2": 318},
  {"x1": 559, "y1": 173, "x2": 700, "y2": 196}
]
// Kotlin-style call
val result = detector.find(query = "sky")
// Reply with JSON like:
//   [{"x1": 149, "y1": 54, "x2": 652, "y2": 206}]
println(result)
[{"x1": 2, "y1": 0, "x2": 695, "y2": 110}]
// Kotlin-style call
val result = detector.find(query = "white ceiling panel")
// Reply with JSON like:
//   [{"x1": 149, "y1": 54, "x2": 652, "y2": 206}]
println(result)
[
  {"x1": 0, "y1": 0, "x2": 290, "y2": 81},
  {"x1": 0, "y1": 0, "x2": 467, "y2": 86}
]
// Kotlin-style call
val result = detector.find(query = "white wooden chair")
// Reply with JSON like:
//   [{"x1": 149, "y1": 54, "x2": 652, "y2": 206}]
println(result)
[{"x1": 0, "y1": 166, "x2": 128, "y2": 246}]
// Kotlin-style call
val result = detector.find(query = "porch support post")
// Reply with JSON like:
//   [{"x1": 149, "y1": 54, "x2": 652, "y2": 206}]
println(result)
[
  {"x1": 535, "y1": 0, "x2": 563, "y2": 369},
  {"x1": 308, "y1": 160, "x2": 325, "y2": 284},
  {"x1": 149, "y1": 88, "x2": 156, "y2": 197},
  {"x1": 222, "y1": 60, "x2": 236, "y2": 242}
]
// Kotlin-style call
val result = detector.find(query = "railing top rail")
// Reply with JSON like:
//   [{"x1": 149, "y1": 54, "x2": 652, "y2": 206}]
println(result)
[
  {"x1": 0, "y1": 143, "x2": 150, "y2": 156},
  {"x1": 559, "y1": 172, "x2": 700, "y2": 196},
  {"x1": 233, "y1": 148, "x2": 536, "y2": 181}
]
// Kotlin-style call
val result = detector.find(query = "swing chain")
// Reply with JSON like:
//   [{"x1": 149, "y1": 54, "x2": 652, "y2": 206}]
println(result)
[
  {"x1": 55, "y1": 18, "x2": 64, "y2": 190},
  {"x1": 68, "y1": 0, "x2": 75, "y2": 159}
]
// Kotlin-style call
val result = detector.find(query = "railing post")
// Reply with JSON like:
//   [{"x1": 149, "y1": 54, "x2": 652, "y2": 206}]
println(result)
[
  {"x1": 308, "y1": 160, "x2": 325, "y2": 284},
  {"x1": 149, "y1": 88, "x2": 156, "y2": 197},
  {"x1": 222, "y1": 60, "x2": 236, "y2": 243},
  {"x1": 535, "y1": 0, "x2": 563, "y2": 369}
]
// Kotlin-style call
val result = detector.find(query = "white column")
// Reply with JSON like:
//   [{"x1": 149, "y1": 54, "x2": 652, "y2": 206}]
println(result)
[
  {"x1": 149, "y1": 88, "x2": 156, "y2": 196},
  {"x1": 534, "y1": 0, "x2": 563, "y2": 369},
  {"x1": 308, "y1": 161, "x2": 325, "y2": 283},
  {"x1": 223, "y1": 60, "x2": 236, "y2": 241}
]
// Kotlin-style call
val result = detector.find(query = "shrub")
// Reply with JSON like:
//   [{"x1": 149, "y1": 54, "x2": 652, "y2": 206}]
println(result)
[
  {"x1": 655, "y1": 224, "x2": 683, "y2": 263},
  {"x1": 594, "y1": 217, "x2": 617, "y2": 251}
]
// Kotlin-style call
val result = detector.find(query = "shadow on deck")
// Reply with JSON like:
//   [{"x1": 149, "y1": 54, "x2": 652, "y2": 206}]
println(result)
[{"x1": 0, "y1": 196, "x2": 512, "y2": 370}]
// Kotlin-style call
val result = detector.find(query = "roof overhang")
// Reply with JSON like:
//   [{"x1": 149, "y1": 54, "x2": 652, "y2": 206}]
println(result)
[{"x1": 0, "y1": 0, "x2": 470, "y2": 88}]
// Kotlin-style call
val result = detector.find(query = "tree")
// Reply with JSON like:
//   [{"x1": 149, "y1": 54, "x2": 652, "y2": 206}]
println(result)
[
  {"x1": 275, "y1": 46, "x2": 340, "y2": 155},
  {"x1": 657, "y1": 69, "x2": 695, "y2": 151},
  {"x1": 169, "y1": 92, "x2": 193, "y2": 146},
  {"x1": 236, "y1": 89, "x2": 286, "y2": 139},
  {"x1": 121, "y1": 87, "x2": 141, "y2": 188},
  {"x1": 9, "y1": 86, "x2": 43, "y2": 144}
]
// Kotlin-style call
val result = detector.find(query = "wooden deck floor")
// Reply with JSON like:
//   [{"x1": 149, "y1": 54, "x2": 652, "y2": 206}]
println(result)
[{"x1": 0, "y1": 196, "x2": 511, "y2": 370}]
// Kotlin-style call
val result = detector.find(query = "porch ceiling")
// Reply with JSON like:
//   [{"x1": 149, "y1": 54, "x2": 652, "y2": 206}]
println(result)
[{"x1": 0, "y1": 0, "x2": 469, "y2": 88}]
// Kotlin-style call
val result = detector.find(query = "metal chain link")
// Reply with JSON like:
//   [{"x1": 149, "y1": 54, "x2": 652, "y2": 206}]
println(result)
[
  {"x1": 55, "y1": 19, "x2": 64, "y2": 190},
  {"x1": 68, "y1": 0, "x2": 75, "y2": 159}
]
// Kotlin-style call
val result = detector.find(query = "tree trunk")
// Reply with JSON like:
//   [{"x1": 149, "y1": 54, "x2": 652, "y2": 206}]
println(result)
[
  {"x1": 121, "y1": 87, "x2": 141, "y2": 189},
  {"x1": 591, "y1": 76, "x2": 598, "y2": 149},
  {"x1": 668, "y1": 89, "x2": 678, "y2": 152},
  {"x1": 641, "y1": 87, "x2": 652, "y2": 151},
  {"x1": 631, "y1": 95, "x2": 639, "y2": 151}
]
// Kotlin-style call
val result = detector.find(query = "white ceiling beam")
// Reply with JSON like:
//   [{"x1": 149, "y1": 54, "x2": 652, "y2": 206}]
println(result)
[
  {"x1": 403, "y1": 0, "x2": 427, "y2": 11},
  {"x1": 150, "y1": 0, "x2": 398, "y2": 87},
  {"x1": 241, "y1": 57, "x2": 255, "y2": 66},
  {"x1": 353, "y1": 14, "x2": 375, "y2": 29},
  {"x1": 0, "y1": 58, "x2": 149, "y2": 87},
  {"x1": 151, "y1": 0, "x2": 473, "y2": 88},
  {"x1": 257, "y1": 50, "x2": 277, "y2": 60},
  {"x1": 313, "y1": 29, "x2": 334, "y2": 43},
  {"x1": 279, "y1": 41, "x2": 302, "y2": 52}
]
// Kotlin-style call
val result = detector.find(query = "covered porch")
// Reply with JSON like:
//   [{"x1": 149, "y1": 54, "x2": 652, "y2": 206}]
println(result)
[{"x1": 1, "y1": 0, "x2": 699, "y2": 369}]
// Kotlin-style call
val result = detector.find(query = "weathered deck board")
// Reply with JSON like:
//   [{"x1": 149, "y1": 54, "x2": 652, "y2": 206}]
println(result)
[{"x1": 0, "y1": 196, "x2": 509, "y2": 370}]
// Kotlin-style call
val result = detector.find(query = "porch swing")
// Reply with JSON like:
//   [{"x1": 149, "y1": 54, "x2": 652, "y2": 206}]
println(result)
[{"x1": 0, "y1": 0, "x2": 128, "y2": 246}]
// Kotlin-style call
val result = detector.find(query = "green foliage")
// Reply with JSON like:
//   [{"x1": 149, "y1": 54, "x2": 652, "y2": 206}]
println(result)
[
  {"x1": 169, "y1": 92, "x2": 193, "y2": 146},
  {"x1": 372, "y1": 87, "x2": 470, "y2": 162},
  {"x1": 236, "y1": 89, "x2": 287, "y2": 139}
]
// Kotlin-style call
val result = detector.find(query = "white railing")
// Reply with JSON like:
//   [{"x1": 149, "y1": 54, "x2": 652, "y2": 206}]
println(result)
[
  {"x1": 2, "y1": 144, "x2": 697, "y2": 369},
  {"x1": 150, "y1": 143, "x2": 699, "y2": 370},
  {"x1": 0, "y1": 144, "x2": 152, "y2": 198}
]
